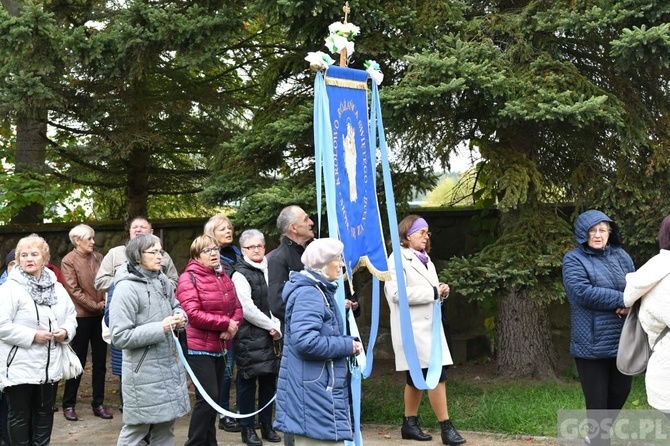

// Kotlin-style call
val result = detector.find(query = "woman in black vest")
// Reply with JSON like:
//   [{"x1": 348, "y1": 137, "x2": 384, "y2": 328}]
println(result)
[{"x1": 233, "y1": 229, "x2": 282, "y2": 446}]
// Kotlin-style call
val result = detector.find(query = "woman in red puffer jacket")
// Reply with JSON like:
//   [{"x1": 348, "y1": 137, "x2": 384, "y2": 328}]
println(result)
[{"x1": 176, "y1": 234, "x2": 243, "y2": 446}]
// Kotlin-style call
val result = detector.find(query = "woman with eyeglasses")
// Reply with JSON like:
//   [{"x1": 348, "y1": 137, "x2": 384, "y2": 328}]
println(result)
[
  {"x1": 204, "y1": 214, "x2": 243, "y2": 432},
  {"x1": 176, "y1": 234, "x2": 243, "y2": 446},
  {"x1": 232, "y1": 229, "x2": 282, "y2": 445},
  {"x1": 384, "y1": 215, "x2": 465, "y2": 445},
  {"x1": 109, "y1": 233, "x2": 190, "y2": 445},
  {"x1": 563, "y1": 209, "x2": 635, "y2": 446},
  {"x1": 274, "y1": 238, "x2": 362, "y2": 446},
  {"x1": 0, "y1": 234, "x2": 77, "y2": 446}
]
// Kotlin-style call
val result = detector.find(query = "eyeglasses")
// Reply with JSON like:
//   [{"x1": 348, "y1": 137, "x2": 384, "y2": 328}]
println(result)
[
  {"x1": 588, "y1": 228, "x2": 611, "y2": 236},
  {"x1": 200, "y1": 246, "x2": 219, "y2": 255},
  {"x1": 414, "y1": 230, "x2": 431, "y2": 238},
  {"x1": 143, "y1": 249, "x2": 164, "y2": 256},
  {"x1": 242, "y1": 244, "x2": 265, "y2": 251}
]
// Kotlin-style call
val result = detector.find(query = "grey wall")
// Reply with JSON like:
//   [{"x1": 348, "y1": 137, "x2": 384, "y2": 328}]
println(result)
[{"x1": 0, "y1": 210, "x2": 572, "y2": 368}]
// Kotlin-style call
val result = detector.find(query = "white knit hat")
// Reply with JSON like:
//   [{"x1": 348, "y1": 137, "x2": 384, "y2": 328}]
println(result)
[{"x1": 301, "y1": 238, "x2": 344, "y2": 269}]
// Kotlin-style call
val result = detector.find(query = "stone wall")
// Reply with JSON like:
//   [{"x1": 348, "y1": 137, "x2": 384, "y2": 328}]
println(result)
[{"x1": 0, "y1": 210, "x2": 572, "y2": 368}]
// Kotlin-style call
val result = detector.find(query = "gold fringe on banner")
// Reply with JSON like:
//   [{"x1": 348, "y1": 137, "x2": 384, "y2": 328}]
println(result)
[{"x1": 325, "y1": 76, "x2": 368, "y2": 90}]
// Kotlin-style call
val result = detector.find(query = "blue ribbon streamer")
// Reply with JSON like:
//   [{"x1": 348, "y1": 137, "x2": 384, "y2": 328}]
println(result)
[
  {"x1": 370, "y1": 81, "x2": 443, "y2": 390},
  {"x1": 171, "y1": 332, "x2": 275, "y2": 418}
]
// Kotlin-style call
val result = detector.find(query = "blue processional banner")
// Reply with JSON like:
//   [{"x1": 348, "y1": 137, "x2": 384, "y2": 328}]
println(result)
[{"x1": 323, "y1": 66, "x2": 389, "y2": 280}]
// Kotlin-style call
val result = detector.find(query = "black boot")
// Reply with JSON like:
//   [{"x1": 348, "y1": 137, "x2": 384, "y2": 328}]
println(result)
[
  {"x1": 260, "y1": 423, "x2": 281, "y2": 443},
  {"x1": 401, "y1": 416, "x2": 433, "y2": 441},
  {"x1": 241, "y1": 427, "x2": 263, "y2": 446},
  {"x1": 440, "y1": 419, "x2": 466, "y2": 445}
]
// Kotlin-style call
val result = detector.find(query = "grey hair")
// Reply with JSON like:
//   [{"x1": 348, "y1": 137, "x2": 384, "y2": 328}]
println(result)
[
  {"x1": 305, "y1": 265, "x2": 329, "y2": 278},
  {"x1": 239, "y1": 229, "x2": 265, "y2": 248},
  {"x1": 276, "y1": 205, "x2": 301, "y2": 235},
  {"x1": 69, "y1": 224, "x2": 95, "y2": 246},
  {"x1": 125, "y1": 234, "x2": 161, "y2": 264}
]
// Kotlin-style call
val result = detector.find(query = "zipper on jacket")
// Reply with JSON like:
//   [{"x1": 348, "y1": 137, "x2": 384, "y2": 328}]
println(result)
[
  {"x1": 45, "y1": 316, "x2": 52, "y2": 383},
  {"x1": 135, "y1": 346, "x2": 151, "y2": 373},
  {"x1": 326, "y1": 359, "x2": 335, "y2": 392},
  {"x1": 6, "y1": 345, "x2": 18, "y2": 378}
]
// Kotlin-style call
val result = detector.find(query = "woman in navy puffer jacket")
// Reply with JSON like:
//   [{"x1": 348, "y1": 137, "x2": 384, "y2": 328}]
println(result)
[
  {"x1": 274, "y1": 238, "x2": 362, "y2": 445},
  {"x1": 563, "y1": 209, "x2": 635, "y2": 446},
  {"x1": 176, "y1": 234, "x2": 243, "y2": 446}
]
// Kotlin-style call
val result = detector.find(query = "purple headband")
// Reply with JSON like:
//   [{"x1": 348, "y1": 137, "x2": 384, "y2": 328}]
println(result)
[{"x1": 407, "y1": 218, "x2": 428, "y2": 236}]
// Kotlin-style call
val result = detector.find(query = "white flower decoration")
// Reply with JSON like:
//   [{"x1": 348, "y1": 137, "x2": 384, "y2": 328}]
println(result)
[
  {"x1": 364, "y1": 60, "x2": 384, "y2": 85},
  {"x1": 328, "y1": 21, "x2": 360, "y2": 37},
  {"x1": 325, "y1": 21, "x2": 360, "y2": 56},
  {"x1": 305, "y1": 51, "x2": 335, "y2": 71},
  {"x1": 325, "y1": 34, "x2": 349, "y2": 54}
]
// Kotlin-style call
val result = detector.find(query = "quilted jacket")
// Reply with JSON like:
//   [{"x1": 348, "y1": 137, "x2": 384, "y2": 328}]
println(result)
[
  {"x1": 563, "y1": 209, "x2": 635, "y2": 359},
  {"x1": 176, "y1": 259, "x2": 243, "y2": 353},
  {"x1": 109, "y1": 262, "x2": 190, "y2": 425},
  {"x1": 0, "y1": 267, "x2": 77, "y2": 390},
  {"x1": 274, "y1": 270, "x2": 355, "y2": 442}
]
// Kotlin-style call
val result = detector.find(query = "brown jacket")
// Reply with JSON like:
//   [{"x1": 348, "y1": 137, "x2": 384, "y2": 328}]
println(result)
[{"x1": 61, "y1": 249, "x2": 106, "y2": 317}]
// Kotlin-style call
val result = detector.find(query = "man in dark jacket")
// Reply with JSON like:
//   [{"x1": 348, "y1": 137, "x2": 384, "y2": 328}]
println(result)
[{"x1": 267, "y1": 205, "x2": 314, "y2": 323}]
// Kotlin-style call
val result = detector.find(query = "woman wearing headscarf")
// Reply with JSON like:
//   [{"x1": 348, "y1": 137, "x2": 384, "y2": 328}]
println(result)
[
  {"x1": 384, "y1": 215, "x2": 465, "y2": 445},
  {"x1": 176, "y1": 234, "x2": 243, "y2": 446},
  {"x1": 109, "y1": 234, "x2": 190, "y2": 446},
  {"x1": 274, "y1": 238, "x2": 362, "y2": 446},
  {"x1": 0, "y1": 234, "x2": 77, "y2": 446},
  {"x1": 563, "y1": 209, "x2": 635, "y2": 446},
  {"x1": 623, "y1": 214, "x2": 670, "y2": 416}
]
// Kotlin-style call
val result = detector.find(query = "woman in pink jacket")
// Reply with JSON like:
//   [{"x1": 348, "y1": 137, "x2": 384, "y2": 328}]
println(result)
[{"x1": 176, "y1": 234, "x2": 243, "y2": 446}]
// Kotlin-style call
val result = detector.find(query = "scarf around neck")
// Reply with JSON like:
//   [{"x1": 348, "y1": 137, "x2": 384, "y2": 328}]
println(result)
[
  {"x1": 410, "y1": 248, "x2": 430, "y2": 266},
  {"x1": 18, "y1": 266, "x2": 58, "y2": 306}
]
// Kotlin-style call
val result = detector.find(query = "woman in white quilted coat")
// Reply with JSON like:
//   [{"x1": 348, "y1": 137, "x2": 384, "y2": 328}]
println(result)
[
  {"x1": 623, "y1": 214, "x2": 670, "y2": 413},
  {"x1": 0, "y1": 234, "x2": 77, "y2": 446}
]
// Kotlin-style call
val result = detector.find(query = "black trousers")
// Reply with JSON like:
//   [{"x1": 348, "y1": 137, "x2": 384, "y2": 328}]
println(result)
[
  {"x1": 4, "y1": 383, "x2": 56, "y2": 446},
  {"x1": 237, "y1": 373, "x2": 277, "y2": 428},
  {"x1": 575, "y1": 357, "x2": 633, "y2": 446},
  {"x1": 185, "y1": 354, "x2": 225, "y2": 446},
  {"x1": 63, "y1": 315, "x2": 108, "y2": 408}
]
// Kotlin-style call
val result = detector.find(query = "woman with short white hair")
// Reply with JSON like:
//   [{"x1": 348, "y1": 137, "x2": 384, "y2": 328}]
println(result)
[
  {"x1": 274, "y1": 238, "x2": 362, "y2": 446},
  {"x1": 61, "y1": 224, "x2": 111, "y2": 421}
]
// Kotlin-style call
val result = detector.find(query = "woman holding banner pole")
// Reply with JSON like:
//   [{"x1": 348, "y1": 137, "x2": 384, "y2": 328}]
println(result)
[{"x1": 384, "y1": 215, "x2": 466, "y2": 445}]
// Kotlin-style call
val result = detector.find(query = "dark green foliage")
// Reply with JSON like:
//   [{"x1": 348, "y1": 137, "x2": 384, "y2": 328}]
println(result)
[{"x1": 441, "y1": 207, "x2": 573, "y2": 305}]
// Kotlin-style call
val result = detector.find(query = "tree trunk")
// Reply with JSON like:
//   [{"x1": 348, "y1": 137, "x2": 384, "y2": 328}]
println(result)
[
  {"x1": 125, "y1": 146, "x2": 150, "y2": 219},
  {"x1": 5, "y1": 0, "x2": 47, "y2": 224},
  {"x1": 10, "y1": 115, "x2": 47, "y2": 224},
  {"x1": 496, "y1": 286, "x2": 558, "y2": 379}
]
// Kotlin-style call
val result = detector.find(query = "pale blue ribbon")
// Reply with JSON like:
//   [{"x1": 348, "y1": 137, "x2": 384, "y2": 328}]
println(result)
[
  {"x1": 370, "y1": 81, "x2": 443, "y2": 390},
  {"x1": 171, "y1": 332, "x2": 275, "y2": 418}
]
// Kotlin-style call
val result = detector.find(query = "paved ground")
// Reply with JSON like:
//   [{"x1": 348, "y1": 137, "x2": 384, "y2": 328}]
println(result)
[{"x1": 50, "y1": 409, "x2": 557, "y2": 445}]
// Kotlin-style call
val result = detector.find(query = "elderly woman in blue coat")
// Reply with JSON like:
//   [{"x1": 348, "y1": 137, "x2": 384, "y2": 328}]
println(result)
[
  {"x1": 274, "y1": 238, "x2": 362, "y2": 446},
  {"x1": 563, "y1": 209, "x2": 635, "y2": 446}
]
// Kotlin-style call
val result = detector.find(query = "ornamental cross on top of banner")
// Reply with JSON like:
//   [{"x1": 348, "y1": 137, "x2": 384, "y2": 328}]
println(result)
[{"x1": 340, "y1": 2, "x2": 351, "y2": 67}]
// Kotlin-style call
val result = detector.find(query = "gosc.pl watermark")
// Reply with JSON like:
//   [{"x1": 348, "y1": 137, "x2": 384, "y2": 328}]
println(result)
[{"x1": 558, "y1": 410, "x2": 670, "y2": 445}]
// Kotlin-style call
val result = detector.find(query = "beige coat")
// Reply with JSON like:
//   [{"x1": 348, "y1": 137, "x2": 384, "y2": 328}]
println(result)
[
  {"x1": 623, "y1": 249, "x2": 670, "y2": 411},
  {"x1": 384, "y1": 247, "x2": 453, "y2": 371}
]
